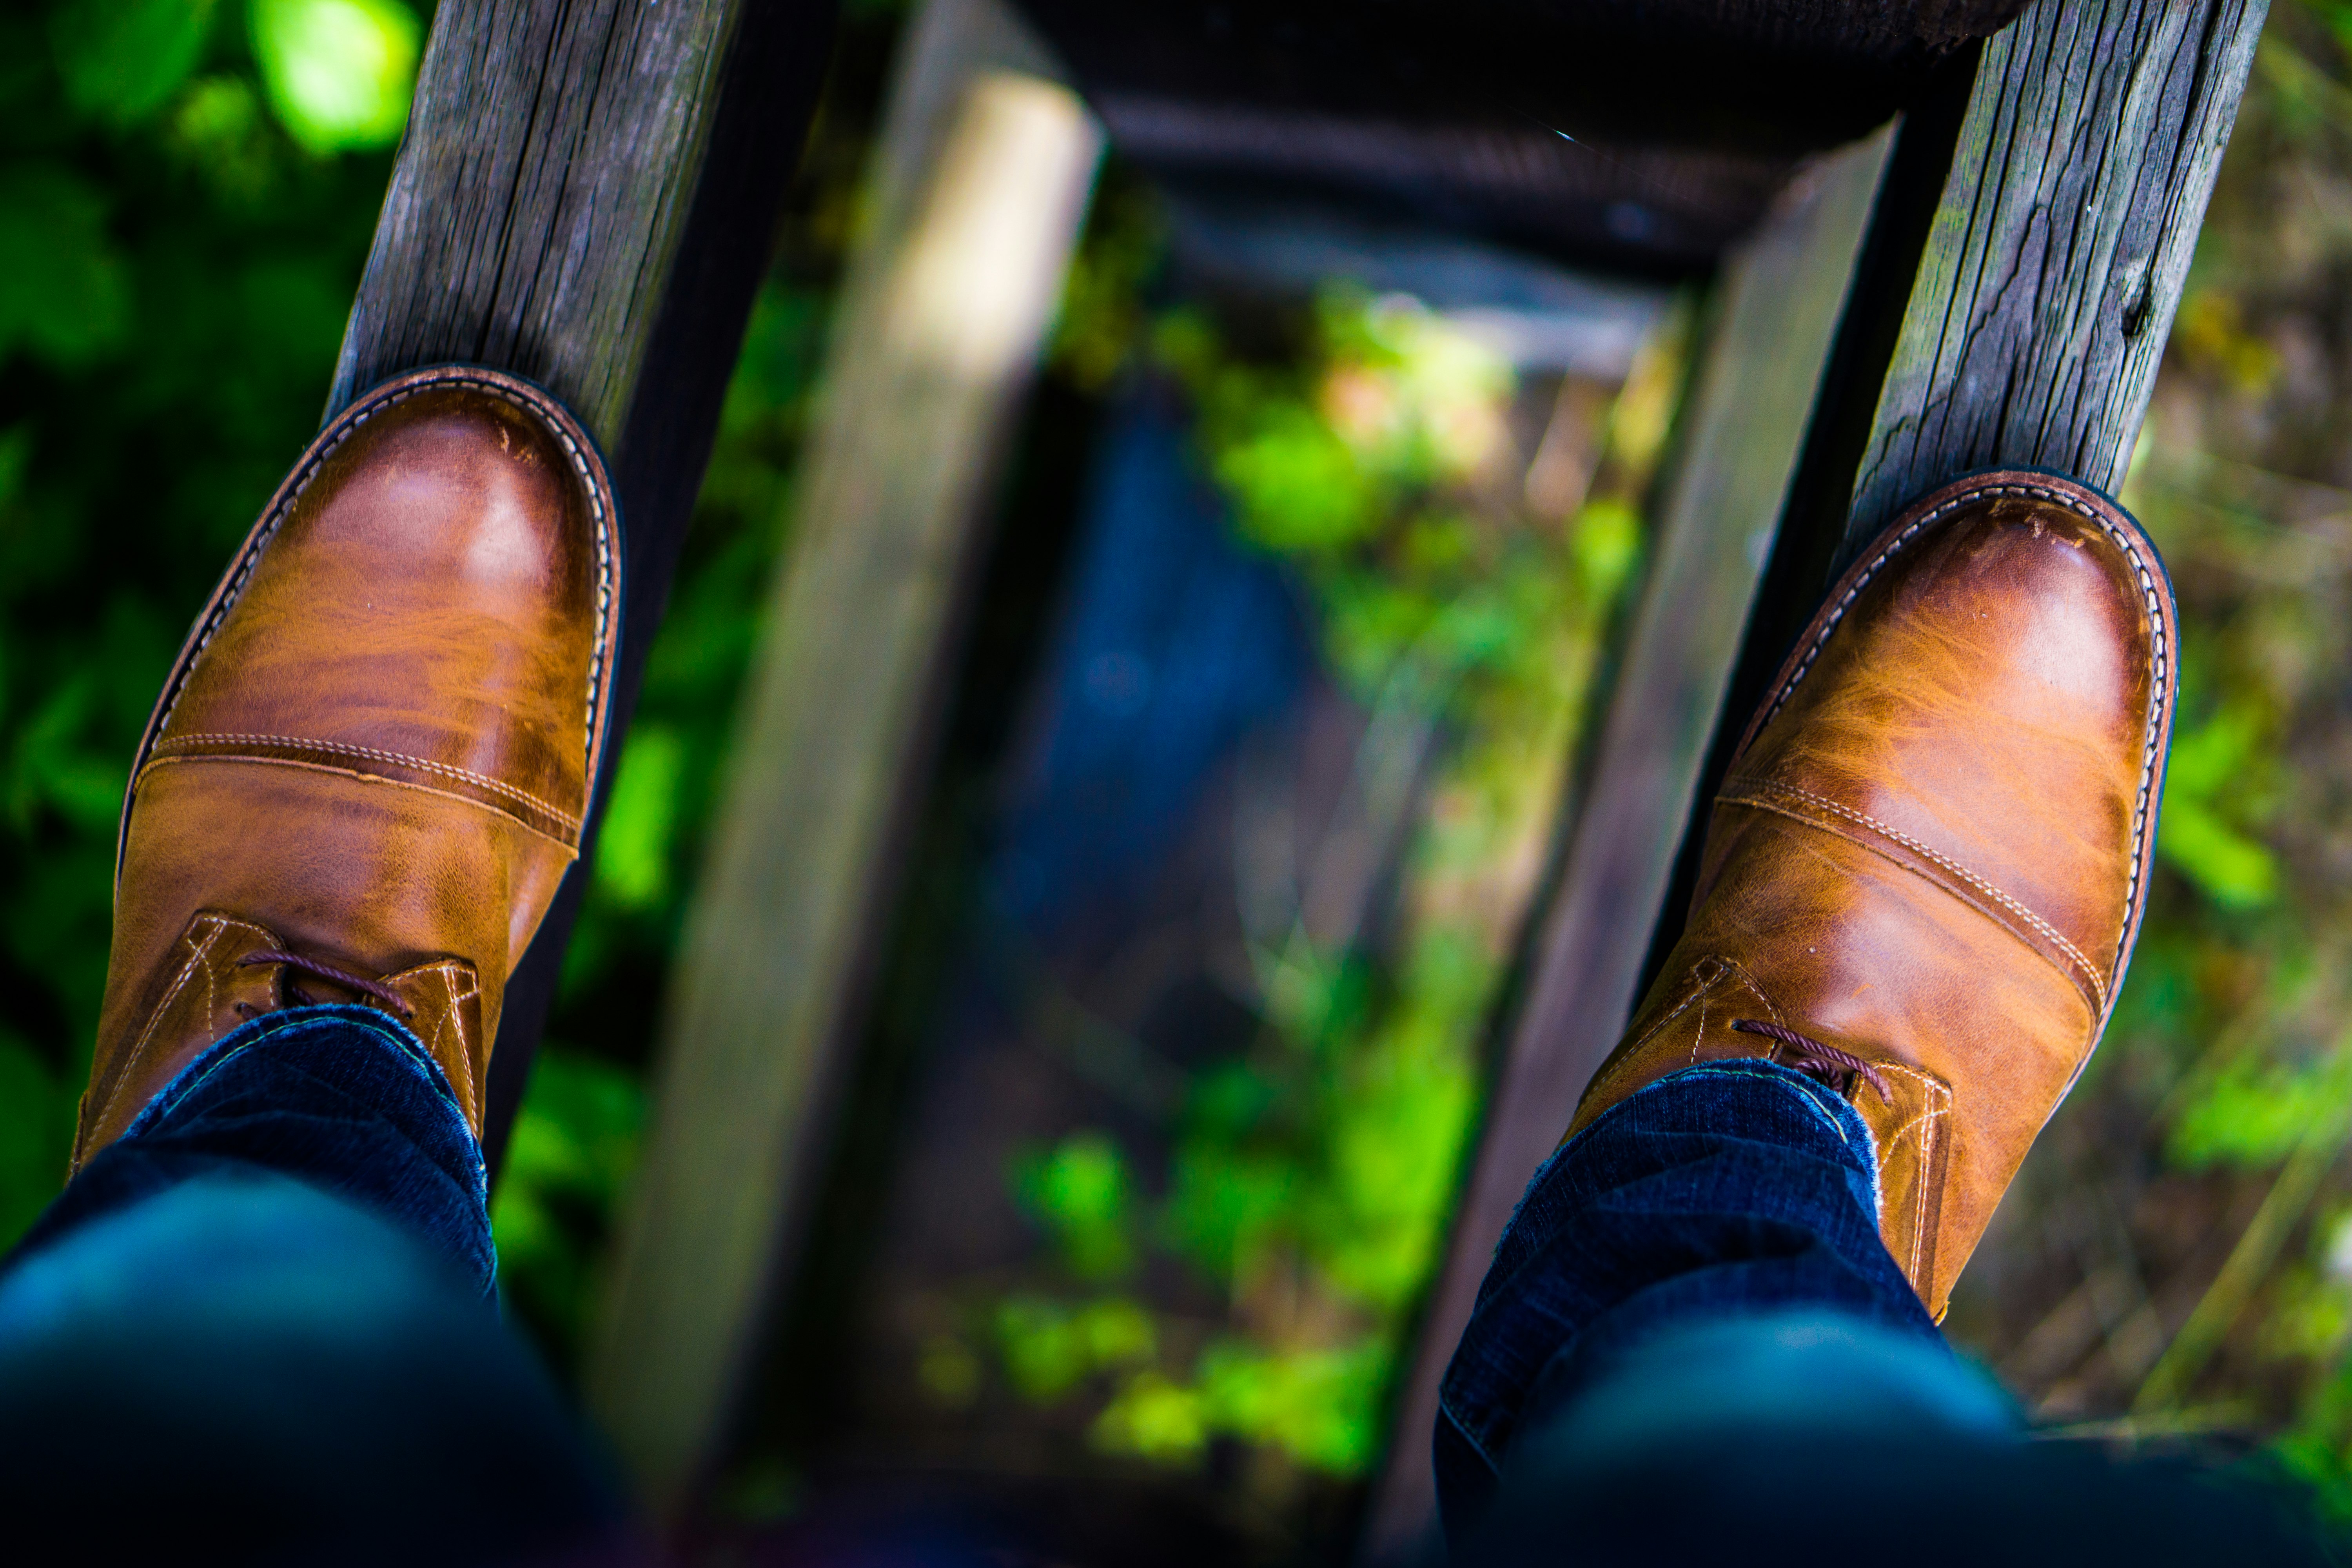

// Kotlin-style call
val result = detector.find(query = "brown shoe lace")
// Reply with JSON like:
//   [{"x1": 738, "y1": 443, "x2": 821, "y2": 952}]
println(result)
[
  {"x1": 1731, "y1": 1018, "x2": 1890, "y2": 1103},
  {"x1": 233, "y1": 949, "x2": 416, "y2": 1020}
]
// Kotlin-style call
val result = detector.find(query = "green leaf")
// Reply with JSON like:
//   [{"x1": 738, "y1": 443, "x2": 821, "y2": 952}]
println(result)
[
  {"x1": 0, "y1": 163, "x2": 132, "y2": 371},
  {"x1": 1091, "y1": 1370, "x2": 1208, "y2": 1461},
  {"x1": 51, "y1": 0, "x2": 218, "y2": 128},
  {"x1": 497, "y1": 1047, "x2": 645, "y2": 1207},
  {"x1": 994, "y1": 1293, "x2": 1156, "y2": 1403},
  {"x1": 1195, "y1": 1338, "x2": 1386, "y2": 1474},
  {"x1": 1570, "y1": 495, "x2": 1643, "y2": 605},
  {"x1": 2168, "y1": 1045, "x2": 2352, "y2": 1171},
  {"x1": 592, "y1": 726, "x2": 684, "y2": 912},
  {"x1": 1163, "y1": 1136, "x2": 1292, "y2": 1285},
  {"x1": 1215, "y1": 403, "x2": 1379, "y2": 554},
  {"x1": 489, "y1": 1047, "x2": 646, "y2": 1357},
  {"x1": 249, "y1": 0, "x2": 419, "y2": 154},
  {"x1": 1013, "y1": 1132, "x2": 1138, "y2": 1282},
  {"x1": 2157, "y1": 693, "x2": 2280, "y2": 909},
  {"x1": 2158, "y1": 795, "x2": 2280, "y2": 909}
]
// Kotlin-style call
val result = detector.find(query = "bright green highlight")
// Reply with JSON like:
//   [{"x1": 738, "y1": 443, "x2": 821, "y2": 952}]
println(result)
[
  {"x1": 249, "y1": 0, "x2": 419, "y2": 154},
  {"x1": 594, "y1": 727, "x2": 685, "y2": 913}
]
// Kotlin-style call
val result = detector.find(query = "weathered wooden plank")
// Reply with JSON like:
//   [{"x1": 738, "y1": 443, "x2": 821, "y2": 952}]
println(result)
[
  {"x1": 321, "y1": 0, "x2": 839, "y2": 1166},
  {"x1": 1645, "y1": 0, "x2": 2271, "y2": 995},
  {"x1": 585, "y1": 0, "x2": 1103, "y2": 1511},
  {"x1": 1359, "y1": 129, "x2": 1895, "y2": 1563},
  {"x1": 331, "y1": 0, "x2": 733, "y2": 442},
  {"x1": 1843, "y1": 0, "x2": 2270, "y2": 554},
  {"x1": 1013, "y1": 0, "x2": 2027, "y2": 169}
]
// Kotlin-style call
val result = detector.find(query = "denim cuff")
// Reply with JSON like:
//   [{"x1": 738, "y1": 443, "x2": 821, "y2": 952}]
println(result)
[
  {"x1": 13, "y1": 1005, "x2": 493, "y2": 1293},
  {"x1": 1434, "y1": 1059, "x2": 1940, "y2": 1535}
]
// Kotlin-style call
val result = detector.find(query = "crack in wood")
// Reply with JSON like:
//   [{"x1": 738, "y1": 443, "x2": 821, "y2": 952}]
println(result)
[
  {"x1": 328, "y1": 0, "x2": 748, "y2": 450},
  {"x1": 1846, "y1": 0, "x2": 2268, "y2": 559}
]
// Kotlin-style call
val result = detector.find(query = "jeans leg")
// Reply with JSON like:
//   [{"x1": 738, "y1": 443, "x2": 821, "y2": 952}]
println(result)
[
  {"x1": 1434, "y1": 1061, "x2": 2334, "y2": 1568},
  {"x1": 0, "y1": 1006, "x2": 630, "y2": 1564},
  {"x1": 1435, "y1": 1059, "x2": 1947, "y2": 1533},
  {"x1": 20, "y1": 1004, "x2": 494, "y2": 1289}
]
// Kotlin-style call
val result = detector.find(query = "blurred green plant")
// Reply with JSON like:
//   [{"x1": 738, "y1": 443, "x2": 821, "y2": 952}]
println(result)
[
  {"x1": 490, "y1": 1046, "x2": 645, "y2": 1351},
  {"x1": 0, "y1": 0, "x2": 841, "y2": 1388},
  {"x1": 249, "y1": 0, "x2": 419, "y2": 154},
  {"x1": 50, "y1": 0, "x2": 219, "y2": 128},
  {"x1": 0, "y1": 0, "x2": 420, "y2": 1251},
  {"x1": 1016, "y1": 1132, "x2": 1139, "y2": 1282},
  {"x1": 974, "y1": 277, "x2": 1683, "y2": 1478},
  {"x1": 2159, "y1": 646, "x2": 2282, "y2": 911}
]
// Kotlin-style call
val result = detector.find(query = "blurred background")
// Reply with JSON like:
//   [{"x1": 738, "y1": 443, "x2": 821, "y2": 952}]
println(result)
[{"x1": 5, "y1": 0, "x2": 2352, "y2": 1562}]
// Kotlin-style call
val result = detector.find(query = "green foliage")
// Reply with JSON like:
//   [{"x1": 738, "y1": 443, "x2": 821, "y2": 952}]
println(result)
[
  {"x1": 0, "y1": 163, "x2": 132, "y2": 368},
  {"x1": 1092, "y1": 1339, "x2": 1385, "y2": 1473},
  {"x1": 248, "y1": 0, "x2": 418, "y2": 154},
  {"x1": 1048, "y1": 175, "x2": 1164, "y2": 393},
  {"x1": 995, "y1": 1293, "x2": 1155, "y2": 1402},
  {"x1": 1015, "y1": 1133, "x2": 1139, "y2": 1282},
  {"x1": 965, "y1": 270, "x2": 1685, "y2": 1480},
  {"x1": 2168, "y1": 1042, "x2": 2352, "y2": 1171},
  {"x1": 51, "y1": 0, "x2": 218, "y2": 128},
  {"x1": 0, "y1": 0, "x2": 415, "y2": 1249},
  {"x1": 2159, "y1": 646, "x2": 2282, "y2": 910},
  {"x1": 0, "y1": 1034, "x2": 68, "y2": 1245},
  {"x1": 593, "y1": 727, "x2": 686, "y2": 913},
  {"x1": 489, "y1": 1047, "x2": 645, "y2": 1357}
]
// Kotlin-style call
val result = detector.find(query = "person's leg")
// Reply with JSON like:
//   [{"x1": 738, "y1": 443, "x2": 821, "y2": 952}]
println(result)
[
  {"x1": 19, "y1": 1004, "x2": 493, "y2": 1286},
  {"x1": 0, "y1": 368, "x2": 631, "y2": 1561},
  {"x1": 1435, "y1": 1058, "x2": 1984, "y2": 1528},
  {"x1": 0, "y1": 1006, "x2": 632, "y2": 1565},
  {"x1": 1462, "y1": 1305, "x2": 2331, "y2": 1566},
  {"x1": 1435, "y1": 475, "x2": 2327, "y2": 1561}
]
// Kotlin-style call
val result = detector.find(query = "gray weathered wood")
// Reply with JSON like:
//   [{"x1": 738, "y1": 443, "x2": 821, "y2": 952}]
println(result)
[
  {"x1": 1844, "y1": 0, "x2": 2270, "y2": 555},
  {"x1": 1644, "y1": 0, "x2": 2272, "y2": 998},
  {"x1": 329, "y1": 0, "x2": 743, "y2": 444},
  {"x1": 1359, "y1": 129, "x2": 1895, "y2": 1563},
  {"x1": 585, "y1": 0, "x2": 1103, "y2": 1511},
  {"x1": 323, "y1": 0, "x2": 838, "y2": 1169}
]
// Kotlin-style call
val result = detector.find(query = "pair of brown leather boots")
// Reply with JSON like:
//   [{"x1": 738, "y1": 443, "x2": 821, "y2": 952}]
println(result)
[{"x1": 73, "y1": 365, "x2": 2173, "y2": 1321}]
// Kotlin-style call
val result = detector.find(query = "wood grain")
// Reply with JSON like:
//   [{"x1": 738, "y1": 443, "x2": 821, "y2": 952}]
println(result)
[
  {"x1": 1644, "y1": 0, "x2": 2269, "y2": 1019},
  {"x1": 329, "y1": 0, "x2": 739, "y2": 444},
  {"x1": 322, "y1": 0, "x2": 839, "y2": 1168},
  {"x1": 585, "y1": 0, "x2": 1102, "y2": 1511},
  {"x1": 1844, "y1": 0, "x2": 2270, "y2": 555},
  {"x1": 1358, "y1": 129, "x2": 1895, "y2": 1563}
]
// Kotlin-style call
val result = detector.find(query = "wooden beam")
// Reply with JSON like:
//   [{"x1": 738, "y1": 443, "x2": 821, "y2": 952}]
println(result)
[
  {"x1": 1359, "y1": 128, "x2": 1896, "y2": 1562},
  {"x1": 585, "y1": 0, "x2": 1104, "y2": 1512},
  {"x1": 322, "y1": 0, "x2": 840, "y2": 1167},
  {"x1": 1842, "y1": 0, "x2": 2270, "y2": 554},
  {"x1": 1375, "y1": 8, "x2": 2271, "y2": 1546},
  {"x1": 1649, "y1": 0, "x2": 2270, "y2": 996},
  {"x1": 336, "y1": 1, "x2": 751, "y2": 440}
]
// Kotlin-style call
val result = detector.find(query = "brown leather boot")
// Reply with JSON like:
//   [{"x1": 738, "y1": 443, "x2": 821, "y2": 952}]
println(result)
[
  {"x1": 1566, "y1": 471, "x2": 2175, "y2": 1318},
  {"x1": 73, "y1": 365, "x2": 619, "y2": 1172}
]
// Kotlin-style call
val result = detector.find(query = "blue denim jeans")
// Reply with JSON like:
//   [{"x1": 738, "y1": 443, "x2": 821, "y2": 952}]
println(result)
[
  {"x1": 0, "y1": 1016, "x2": 2327, "y2": 1564},
  {"x1": 1440, "y1": 1060, "x2": 2331, "y2": 1566},
  {"x1": 0, "y1": 1005, "x2": 628, "y2": 1566}
]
